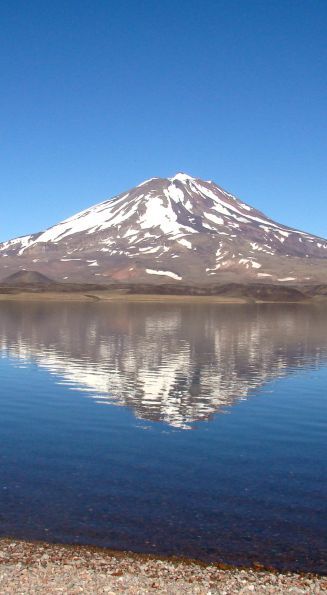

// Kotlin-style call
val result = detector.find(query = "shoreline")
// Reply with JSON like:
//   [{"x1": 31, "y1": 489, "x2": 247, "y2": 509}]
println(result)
[
  {"x1": 0, "y1": 537, "x2": 325, "y2": 593},
  {"x1": 0, "y1": 290, "x2": 318, "y2": 304},
  {"x1": 0, "y1": 291, "x2": 249, "y2": 303}
]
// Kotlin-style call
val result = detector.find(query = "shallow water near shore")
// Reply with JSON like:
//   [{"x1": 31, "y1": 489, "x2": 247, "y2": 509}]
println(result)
[{"x1": 0, "y1": 302, "x2": 326, "y2": 573}]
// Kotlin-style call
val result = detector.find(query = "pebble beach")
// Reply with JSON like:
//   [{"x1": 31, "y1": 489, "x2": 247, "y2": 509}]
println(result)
[{"x1": 0, "y1": 538, "x2": 326, "y2": 594}]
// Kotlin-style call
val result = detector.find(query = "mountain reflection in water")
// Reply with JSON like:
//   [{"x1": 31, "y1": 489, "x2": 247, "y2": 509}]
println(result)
[{"x1": 1, "y1": 302, "x2": 327, "y2": 428}]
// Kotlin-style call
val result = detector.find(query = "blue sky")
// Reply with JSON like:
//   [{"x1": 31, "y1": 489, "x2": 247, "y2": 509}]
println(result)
[{"x1": 1, "y1": 0, "x2": 326, "y2": 241}]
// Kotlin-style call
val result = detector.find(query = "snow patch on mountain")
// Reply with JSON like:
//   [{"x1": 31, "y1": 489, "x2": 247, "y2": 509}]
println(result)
[
  {"x1": 177, "y1": 238, "x2": 192, "y2": 249},
  {"x1": 145, "y1": 269, "x2": 182, "y2": 280},
  {"x1": 204, "y1": 212, "x2": 224, "y2": 226}
]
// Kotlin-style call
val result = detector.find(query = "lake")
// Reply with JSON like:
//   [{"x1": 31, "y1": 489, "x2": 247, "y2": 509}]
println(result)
[{"x1": 0, "y1": 301, "x2": 326, "y2": 573}]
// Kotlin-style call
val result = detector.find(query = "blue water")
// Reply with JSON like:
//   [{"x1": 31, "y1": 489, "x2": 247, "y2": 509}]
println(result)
[{"x1": 0, "y1": 302, "x2": 326, "y2": 572}]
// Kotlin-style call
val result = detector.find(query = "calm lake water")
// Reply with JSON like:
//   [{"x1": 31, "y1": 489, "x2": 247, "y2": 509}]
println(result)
[{"x1": 0, "y1": 301, "x2": 326, "y2": 573}]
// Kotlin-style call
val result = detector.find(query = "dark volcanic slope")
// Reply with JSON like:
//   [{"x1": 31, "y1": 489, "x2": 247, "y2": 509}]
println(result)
[{"x1": 1, "y1": 173, "x2": 327, "y2": 285}]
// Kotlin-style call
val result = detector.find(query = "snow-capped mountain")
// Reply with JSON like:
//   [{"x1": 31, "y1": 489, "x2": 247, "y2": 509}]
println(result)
[{"x1": 1, "y1": 172, "x2": 327, "y2": 284}]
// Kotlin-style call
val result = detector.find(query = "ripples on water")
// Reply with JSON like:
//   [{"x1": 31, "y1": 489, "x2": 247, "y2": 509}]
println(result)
[{"x1": 0, "y1": 302, "x2": 326, "y2": 572}]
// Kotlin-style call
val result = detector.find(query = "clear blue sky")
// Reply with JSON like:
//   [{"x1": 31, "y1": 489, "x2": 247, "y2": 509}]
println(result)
[{"x1": 1, "y1": 0, "x2": 326, "y2": 241}]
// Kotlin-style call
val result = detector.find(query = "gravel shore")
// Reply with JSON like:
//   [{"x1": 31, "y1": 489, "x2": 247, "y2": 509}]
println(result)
[{"x1": 0, "y1": 538, "x2": 325, "y2": 594}]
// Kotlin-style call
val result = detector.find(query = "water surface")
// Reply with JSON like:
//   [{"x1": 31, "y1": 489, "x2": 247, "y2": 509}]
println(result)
[{"x1": 0, "y1": 302, "x2": 326, "y2": 572}]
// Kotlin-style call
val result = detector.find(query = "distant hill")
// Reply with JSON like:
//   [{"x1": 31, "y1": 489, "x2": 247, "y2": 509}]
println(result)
[{"x1": 2, "y1": 270, "x2": 53, "y2": 285}]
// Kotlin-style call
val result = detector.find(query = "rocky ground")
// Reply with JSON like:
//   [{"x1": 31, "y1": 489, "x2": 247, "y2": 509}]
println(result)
[{"x1": 0, "y1": 539, "x2": 326, "y2": 594}]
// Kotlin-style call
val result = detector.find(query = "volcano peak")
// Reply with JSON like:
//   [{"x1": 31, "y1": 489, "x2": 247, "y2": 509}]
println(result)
[{"x1": 169, "y1": 172, "x2": 195, "y2": 183}]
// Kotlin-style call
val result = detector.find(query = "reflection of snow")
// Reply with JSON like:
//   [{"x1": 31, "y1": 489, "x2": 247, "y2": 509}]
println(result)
[{"x1": 1, "y1": 304, "x2": 327, "y2": 429}]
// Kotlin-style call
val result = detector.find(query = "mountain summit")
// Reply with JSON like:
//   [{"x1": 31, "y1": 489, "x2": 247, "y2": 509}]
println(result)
[{"x1": 1, "y1": 173, "x2": 327, "y2": 285}]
